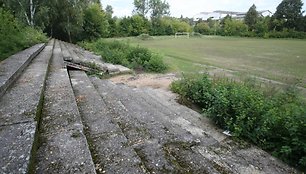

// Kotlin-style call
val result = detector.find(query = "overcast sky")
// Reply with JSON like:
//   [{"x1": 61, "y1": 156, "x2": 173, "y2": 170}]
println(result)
[{"x1": 100, "y1": 0, "x2": 306, "y2": 18}]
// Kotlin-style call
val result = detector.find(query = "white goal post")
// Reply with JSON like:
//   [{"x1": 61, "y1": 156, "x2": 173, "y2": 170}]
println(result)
[{"x1": 175, "y1": 32, "x2": 190, "y2": 38}]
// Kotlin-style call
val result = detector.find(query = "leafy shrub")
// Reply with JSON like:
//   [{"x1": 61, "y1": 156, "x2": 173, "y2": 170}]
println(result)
[
  {"x1": 79, "y1": 39, "x2": 167, "y2": 73},
  {"x1": 137, "y1": 33, "x2": 153, "y2": 40},
  {"x1": 190, "y1": 32, "x2": 203, "y2": 38},
  {"x1": 144, "y1": 54, "x2": 167, "y2": 72},
  {"x1": 0, "y1": 8, "x2": 47, "y2": 61},
  {"x1": 171, "y1": 74, "x2": 306, "y2": 170},
  {"x1": 127, "y1": 47, "x2": 151, "y2": 69},
  {"x1": 21, "y1": 27, "x2": 48, "y2": 47},
  {"x1": 268, "y1": 30, "x2": 306, "y2": 39}
]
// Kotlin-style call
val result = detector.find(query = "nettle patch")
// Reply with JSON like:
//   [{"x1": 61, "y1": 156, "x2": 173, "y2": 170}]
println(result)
[{"x1": 171, "y1": 73, "x2": 306, "y2": 170}]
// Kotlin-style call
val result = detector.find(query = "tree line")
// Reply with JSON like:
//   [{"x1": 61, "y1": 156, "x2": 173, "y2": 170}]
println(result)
[
  {"x1": 194, "y1": 0, "x2": 306, "y2": 38},
  {"x1": 0, "y1": 0, "x2": 305, "y2": 43}
]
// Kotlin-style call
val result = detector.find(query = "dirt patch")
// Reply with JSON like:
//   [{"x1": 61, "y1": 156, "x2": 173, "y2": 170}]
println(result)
[{"x1": 109, "y1": 73, "x2": 179, "y2": 90}]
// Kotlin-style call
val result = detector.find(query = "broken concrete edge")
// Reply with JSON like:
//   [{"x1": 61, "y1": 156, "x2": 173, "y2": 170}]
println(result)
[
  {"x1": 59, "y1": 41, "x2": 133, "y2": 77},
  {"x1": 65, "y1": 61, "x2": 94, "y2": 72},
  {"x1": 0, "y1": 42, "x2": 47, "y2": 98},
  {"x1": 27, "y1": 39, "x2": 55, "y2": 174}
]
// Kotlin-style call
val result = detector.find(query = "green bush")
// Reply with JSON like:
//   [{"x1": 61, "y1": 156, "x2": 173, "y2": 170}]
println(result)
[
  {"x1": 79, "y1": 39, "x2": 167, "y2": 73},
  {"x1": 171, "y1": 74, "x2": 306, "y2": 170},
  {"x1": 144, "y1": 54, "x2": 167, "y2": 72},
  {"x1": 127, "y1": 47, "x2": 151, "y2": 69},
  {"x1": 137, "y1": 33, "x2": 153, "y2": 40},
  {"x1": 0, "y1": 8, "x2": 47, "y2": 61},
  {"x1": 268, "y1": 30, "x2": 306, "y2": 39}
]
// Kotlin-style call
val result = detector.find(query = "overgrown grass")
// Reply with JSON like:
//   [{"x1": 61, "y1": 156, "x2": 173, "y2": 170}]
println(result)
[
  {"x1": 0, "y1": 8, "x2": 48, "y2": 61},
  {"x1": 79, "y1": 39, "x2": 168, "y2": 73},
  {"x1": 171, "y1": 73, "x2": 306, "y2": 171}
]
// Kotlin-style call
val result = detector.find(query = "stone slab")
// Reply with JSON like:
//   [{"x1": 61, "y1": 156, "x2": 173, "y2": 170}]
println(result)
[
  {"x1": 70, "y1": 71, "x2": 145, "y2": 173},
  {"x1": 35, "y1": 129, "x2": 96, "y2": 174},
  {"x1": 91, "y1": 78, "x2": 298, "y2": 174},
  {"x1": 0, "y1": 40, "x2": 54, "y2": 174},
  {"x1": 59, "y1": 41, "x2": 72, "y2": 62},
  {"x1": 0, "y1": 40, "x2": 54, "y2": 126},
  {"x1": 0, "y1": 122, "x2": 36, "y2": 174},
  {"x1": 0, "y1": 43, "x2": 45, "y2": 97},
  {"x1": 35, "y1": 40, "x2": 96, "y2": 174}
]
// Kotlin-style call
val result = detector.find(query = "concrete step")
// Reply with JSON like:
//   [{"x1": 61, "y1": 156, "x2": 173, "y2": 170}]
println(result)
[
  {"x1": 141, "y1": 87, "x2": 227, "y2": 142},
  {"x1": 0, "y1": 42, "x2": 46, "y2": 97},
  {"x1": 68, "y1": 43, "x2": 102, "y2": 63},
  {"x1": 35, "y1": 40, "x2": 96, "y2": 174},
  {"x1": 90, "y1": 78, "x2": 220, "y2": 173},
  {"x1": 70, "y1": 71, "x2": 147, "y2": 174},
  {"x1": 59, "y1": 41, "x2": 72, "y2": 62},
  {"x1": 90, "y1": 78, "x2": 297, "y2": 174},
  {"x1": 0, "y1": 40, "x2": 54, "y2": 174},
  {"x1": 64, "y1": 42, "x2": 83, "y2": 64},
  {"x1": 141, "y1": 88, "x2": 297, "y2": 173}
]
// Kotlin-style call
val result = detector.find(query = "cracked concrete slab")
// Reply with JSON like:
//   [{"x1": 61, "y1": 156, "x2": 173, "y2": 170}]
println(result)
[
  {"x1": 0, "y1": 122, "x2": 36, "y2": 174},
  {"x1": 35, "y1": 41, "x2": 96, "y2": 174},
  {"x1": 70, "y1": 71, "x2": 146, "y2": 173},
  {"x1": 0, "y1": 40, "x2": 53, "y2": 174},
  {"x1": 91, "y1": 77, "x2": 298, "y2": 174},
  {"x1": 0, "y1": 43, "x2": 45, "y2": 97}
]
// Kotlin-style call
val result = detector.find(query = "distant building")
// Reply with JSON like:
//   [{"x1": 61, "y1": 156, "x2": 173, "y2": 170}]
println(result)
[{"x1": 194, "y1": 10, "x2": 272, "y2": 21}]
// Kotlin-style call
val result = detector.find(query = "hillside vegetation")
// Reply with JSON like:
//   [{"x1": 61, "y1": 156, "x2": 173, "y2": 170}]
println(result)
[
  {"x1": 0, "y1": 8, "x2": 47, "y2": 61},
  {"x1": 79, "y1": 39, "x2": 168, "y2": 73},
  {"x1": 171, "y1": 74, "x2": 306, "y2": 170}
]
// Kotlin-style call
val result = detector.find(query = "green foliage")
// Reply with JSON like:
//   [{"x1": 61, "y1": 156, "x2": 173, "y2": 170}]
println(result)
[
  {"x1": 268, "y1": 29, "x2": 306, "y2": 39},
  {"x1": 194, "y1": 22, "x2": 210, "y2": 35},
  {"x1": 133, "y1": 0, "x2": 149, "y2": 16},
  {"x1": 82, "y1": 3, "x2": 109, "y2": 40},
  {"x1": 0, "y1": 8, "x2": 47, "y2": 61},
  {"x1": 223, "y1": 18, "x2": 248, "y2": 36},
  {"x1": 79, "y1": 39, "x2": 167, "y2": 73},
  {"x1": 117, "y1": 16, "x2": 150, "y2": 37},
  {"x1": 133, "y1": 0, "x2": 169, "y2": 19},
  {"x1": 171, "y1": 74, "x2": 306, "y2": 170},
  {"x1": 273, "y1": 0, "x2": 304, "y2": 31},
  {"x1": 137, "y1": 33, "x2": 153, "y2": 40},
  {"x1": 149, "y1": 17, "x2": 192, "y2": 36},
  {"x1": 148, "y1": 0, "x2": 170, "y2": 19},
  {"x1": 130, "y1": 15, "x2": 151, "y2": 36},
  {"x1": 245, "y1": 4, "x2": 259, "y2": 31},
  {"x1": 144, "y1": 53, "x2": 167, "y2": 72},
  {"x1": 171, "y1": 19, "x2": 192, "y2": 32}
]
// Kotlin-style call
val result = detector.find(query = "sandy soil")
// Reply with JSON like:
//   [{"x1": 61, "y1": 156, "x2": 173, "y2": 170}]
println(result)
[{"x1": 109, "y1": 73, "x2": 179, "y2": 90}]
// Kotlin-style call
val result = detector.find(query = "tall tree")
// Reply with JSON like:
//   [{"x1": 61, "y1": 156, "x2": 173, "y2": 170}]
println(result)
[
  {"x1": 149, "y1": 0, "x2": 170, "y2": 19},
  {"x1": 83, "y1": 3, "x2": 109, "y2": 40},
  {"x1": 130, "y1": 15, "x2": 150, "y2": 35},
  {"x1": 133, "y1": 0, "x2": 169, "y2": 19},
  {"x1": 105, "y1": 5, "x2": 113, "y2": 17},
  {"x1": 38, "y1": 0, "x2": 88, "y2": 42},
  {"x1": 2, "y1": 0, "x2": 40, "y2": 26},
  {"x1": 273, "y1": 0, "x2": 304, "y2": 30},
  {"x1": 303, "y1": 15, "x2": 306, "y2": 32},
  {"x1": 133, "y1": 0, "x2": 149, "y2": 16},
  {"x1": 245, "y1": 4, "x2": 259, "y2": 31}
]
